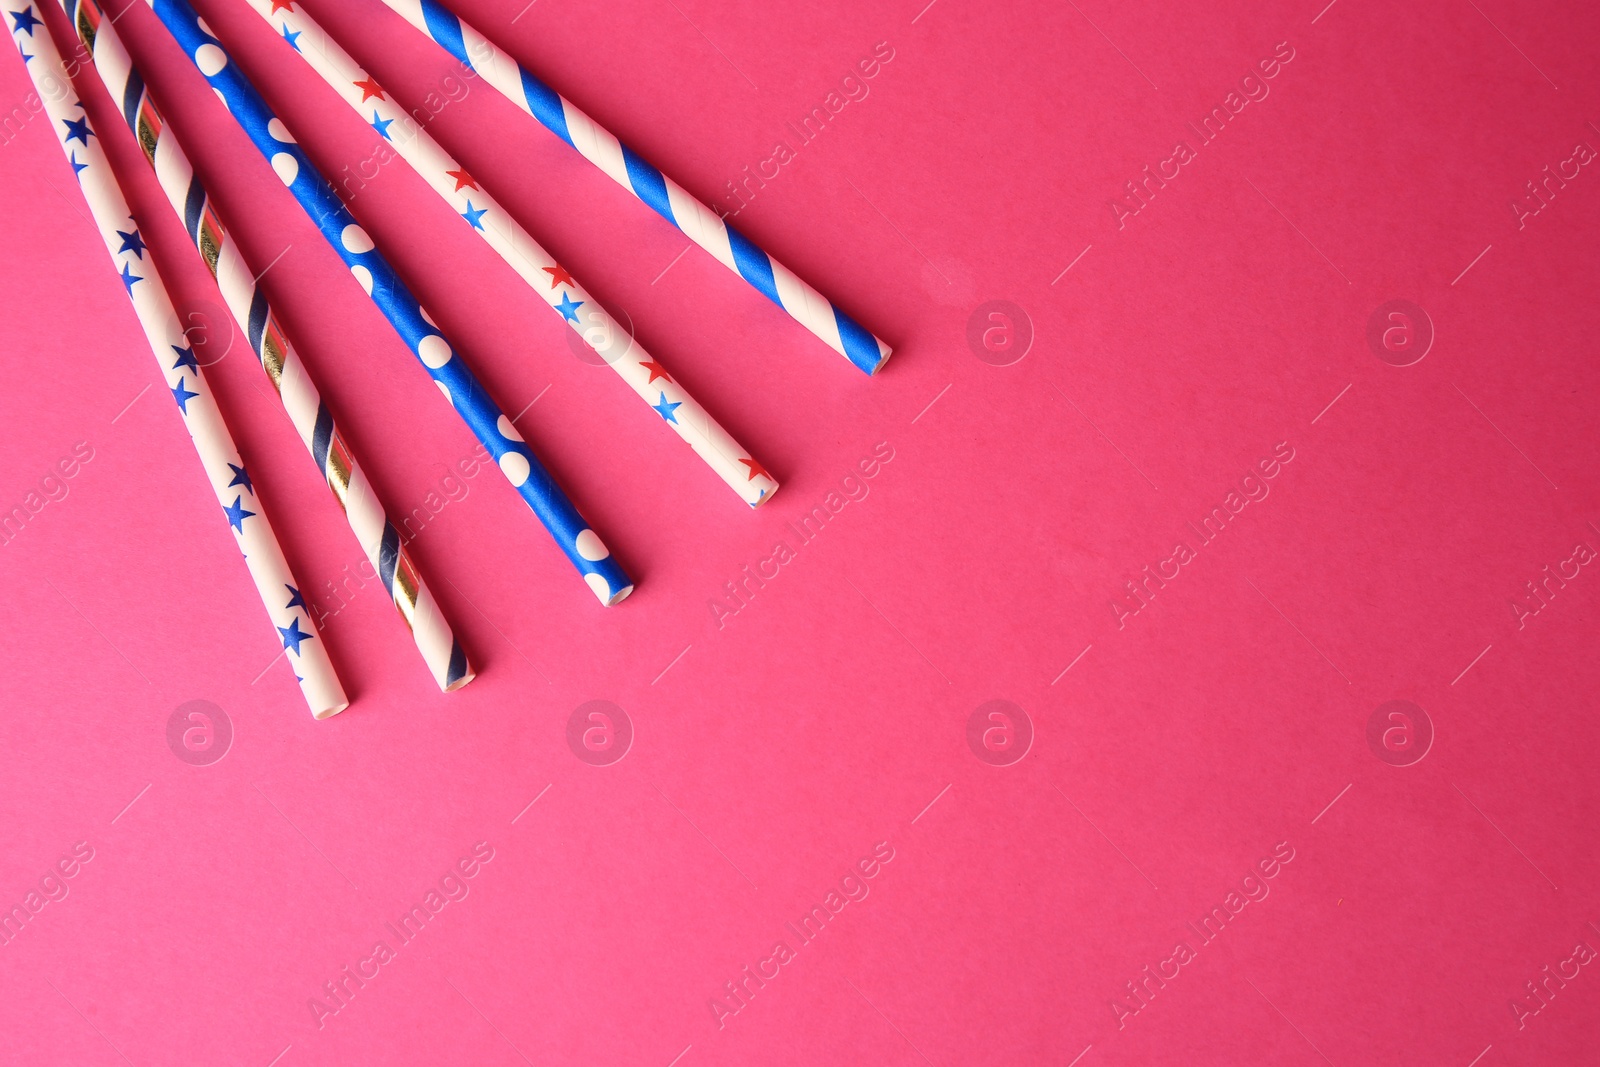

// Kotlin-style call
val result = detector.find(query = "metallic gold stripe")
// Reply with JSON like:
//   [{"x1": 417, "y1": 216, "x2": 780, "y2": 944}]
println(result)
[
  {"x1": 391, "y1": 556, "x2": 421, "y2": 633},
  {"x1": 324, "y1": 436, "x2": 354, "y2": 510},
  {"x1": 136, "y1": 102, "x2": 162, "y2": 163},
  {"x1": 198, "y1": 211, "x2": 224, "y2": 276},
  {"x1": 75, "y1": 1, "x2": 99, "y2": 52},
  {"x1": 259, "y1": 321, "x2": 287, "y2": 388}
]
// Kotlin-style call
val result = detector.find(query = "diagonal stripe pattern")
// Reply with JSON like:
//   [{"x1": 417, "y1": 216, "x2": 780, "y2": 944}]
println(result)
[{"x1": 378, "y1": 0, "x2": 892, "y2": 375}]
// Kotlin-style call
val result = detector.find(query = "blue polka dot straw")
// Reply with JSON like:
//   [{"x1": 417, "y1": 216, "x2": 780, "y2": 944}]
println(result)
[{"x1": 148, "y1": 0, "x2": 634, "y2": 606}]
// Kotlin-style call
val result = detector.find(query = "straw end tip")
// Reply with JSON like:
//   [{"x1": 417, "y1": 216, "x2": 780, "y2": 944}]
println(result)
[
  {"x1": 312, "y1": 700, "x2": 351, "y2": 720},
  {"x1": 442, "y1": 667, "x2": 478, "y2": 693}
]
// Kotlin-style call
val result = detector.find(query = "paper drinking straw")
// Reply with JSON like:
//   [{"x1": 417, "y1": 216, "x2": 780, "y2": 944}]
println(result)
[
  {"x1": 145, "y1": 0, "x2": 633, "y2": 606},
  {"x1": 244, "y1": 0, "x2": 778, "y2": 509},
  {"x1": 62, "y1": 0, "x2": 473, "y2": 692},
  {"x1": 5, "y1": 4, "x2": 347, "y2": 716},
  {"x1": 372, "y1": 0, "x2": 892, "y2": 377}
]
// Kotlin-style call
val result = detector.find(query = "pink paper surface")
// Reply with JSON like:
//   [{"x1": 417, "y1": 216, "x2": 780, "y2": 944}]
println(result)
[{"x1": 4, "y1": 0, "x2": 1600, "y2": 1062}]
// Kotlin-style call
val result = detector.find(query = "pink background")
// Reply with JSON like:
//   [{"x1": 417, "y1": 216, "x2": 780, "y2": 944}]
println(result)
[{"x1": 4, "y1": 0, "x2": 1600, "y2": 1063}]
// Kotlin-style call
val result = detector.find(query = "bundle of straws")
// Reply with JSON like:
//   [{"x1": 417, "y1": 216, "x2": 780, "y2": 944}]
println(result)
[{"x1": 8, "y1": 0, "x2": 888, "y2": 717}]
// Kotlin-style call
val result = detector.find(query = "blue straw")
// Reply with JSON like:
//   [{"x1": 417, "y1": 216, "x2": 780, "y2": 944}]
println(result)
[{"x1": 148, "y1": 0, "x2": 633, "y2": 604}]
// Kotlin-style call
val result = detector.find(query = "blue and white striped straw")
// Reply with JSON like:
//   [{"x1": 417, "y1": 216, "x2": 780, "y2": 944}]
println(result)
[
  {"x1": 146, "y1": 0, "x2": 634, "y2": 605},
  {"x1": 375, "y1": 0, "x2": 892, "y2": 376}
]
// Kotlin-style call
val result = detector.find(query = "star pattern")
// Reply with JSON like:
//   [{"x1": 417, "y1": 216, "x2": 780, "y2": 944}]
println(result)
[
  {"x1": 369, "y1": 111, "x2": 393, "y2": 140},
  {"x1": 171, "y1": 343, "x2": 199, "y2": 373},
  {"x1": 68, "y1": 151, "x2": 87, "y2": 179},
  {"x1": 353, "y1": 76, "x2": 385, "y2": 102},
  {"x1": 445, "y1": 168, "x2": 477, "y2": 191},
  {"x1": 279, "y1": 24, "x2": 301, "y2": 51},
  {"x1": 18, "y1": 46, "x2": 32, "y2": 63},
  {"x1": 652, "y1": 392, "x2": 681, "y2": 424},
  {"x1": 554, "y1": 293, "x2": 584, "y2": 323},
  {"x1": 277, "y1": 617, "x2": 311, "y2": 654},
  {"x1": 223, "y1": 494, "x2": 255, "y2": 532},
  {"x1": 117, "y1": 227, "x2": 147, "y2": 258},
  {"x1": 739, "y1": 457, "x2": 771, "y2": 482},
  {"x1": 284, "y1": 584, "x2": 305, "y2": 609},
  {"x1": 639, "y1": 359, "x2": 671, "y2": 384},
  {"x1": 227, "y1": 463, "x2": 253, "y2": 493},
  {"x1": 8, "y1": 7, "x2": 40, "y2": 35},
  {"x1": 171, "y1": 378, "x2": 198, "y2": 412},
  {"x1": 119, "y1": 262, "x2": 143, "y2": 294},
  {"x1": 460, "y1": 200, "x2": 487, "y2": 231},
  {"x1": 61, "y1": 115, "x2": 93, "y2": 145},
  {"x1": 269, "y1": 0, "x2": 295, "y2": 11},
  {"x1": 542, "y1": 264, "x2": 574, "y2": 288}
]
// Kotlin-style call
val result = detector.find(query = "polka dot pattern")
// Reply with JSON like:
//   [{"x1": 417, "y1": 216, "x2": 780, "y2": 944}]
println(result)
[
  {"x1": 575, "y1": 530, "x2": 609, "y2": 561},
  {"x1": 341, "y1": 225, "x2": 374, "y2": 254},
  {"x1": 267, "y1": 118, "x2": 295, "y2": 143},
  {"x1": 499, "y1": 451, "x2": 531, "y2": 487},
  {"x1": 418, "y1": 335, "x2": 452, "y2": 368},
  {"x1": 496, "y1": 415, "x2": 523, "y2": 442},
  {"x1": 195, "y1": 44, "x2": 227, "y2": 76},
  {"x1": 271, "y1": 152, "x2": 298, "y2": 185}
]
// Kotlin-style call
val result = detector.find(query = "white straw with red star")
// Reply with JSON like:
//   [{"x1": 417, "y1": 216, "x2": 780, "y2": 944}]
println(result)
[
  {"x1": 5, "y1": 3, "x2": 348, "y2": 716},
  {"x1": 247, "y1": 0, "x2": 778, "y2": 508},
  {"x1": 61, "y1": 0, "x2": 473, "y2": 693}
]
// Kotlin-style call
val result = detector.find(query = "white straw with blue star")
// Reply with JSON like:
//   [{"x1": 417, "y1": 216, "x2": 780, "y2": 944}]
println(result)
[
  {"x1": 5, "y1": 2, "x2": 347, "y2": 716},
  {"x1": 146, "y1": 0, "x2": 634, "y2": 605},
  {"x1": 61, "y1": 0, "x2": 473, "y2": 692},
  {"x1": 374, "y1": 0, "x2": 892, "y2": 376},
  {"x1": 245, "y1": 0, "x2": 778, "y2": 508}
]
